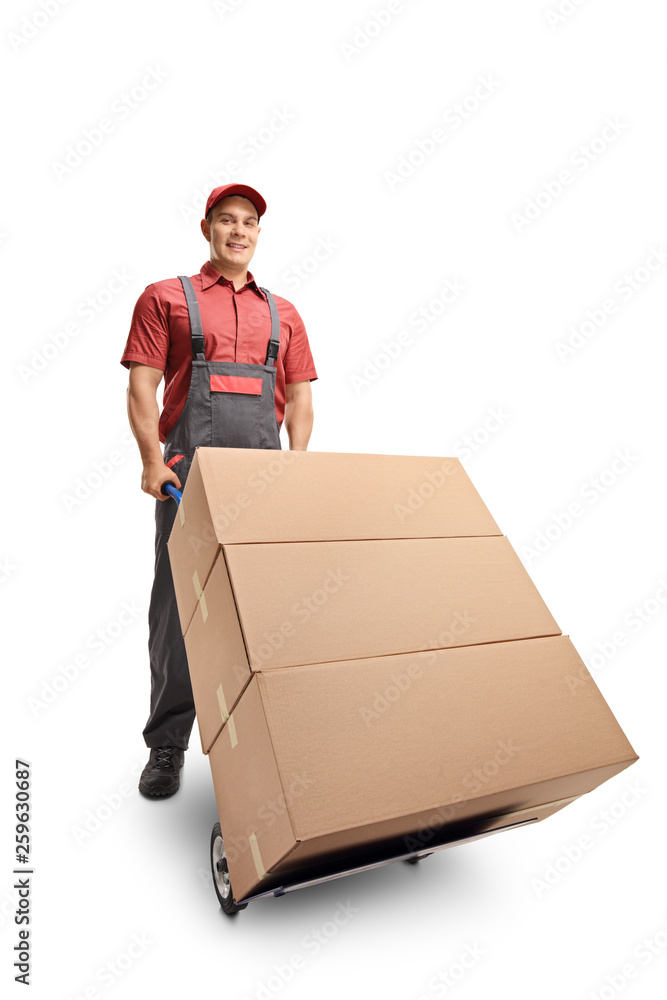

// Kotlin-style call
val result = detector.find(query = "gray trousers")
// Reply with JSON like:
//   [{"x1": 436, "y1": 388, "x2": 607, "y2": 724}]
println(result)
[{"x1": 144, "y1": 503, "x2": 195, "y2": 750}]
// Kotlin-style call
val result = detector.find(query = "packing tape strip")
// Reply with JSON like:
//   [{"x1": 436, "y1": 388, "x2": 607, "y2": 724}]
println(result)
[
  {"x1": 227, "y1": 713, "x2": 238, "y2": 749},
  {"x1": 248, "y1": 832, "x2": 266, "y2": 880},
  {"x1": 179, "y1": 499, "x2": 185, "y2": 526},
  {"x1": 192, "y1": 570, "x2": 203, "y2": 601},
  {"x1": 200, "y1": 592, "x2": 208, "y2": 623},
  {"x1": 216, "y1": 682, "x2": 228, "y2": 723}
]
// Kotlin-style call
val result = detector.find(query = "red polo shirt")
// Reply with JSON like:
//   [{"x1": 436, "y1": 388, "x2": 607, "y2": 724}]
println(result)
[{"x1": 120, "y1": 261, "x2": 318, "y2": 444}]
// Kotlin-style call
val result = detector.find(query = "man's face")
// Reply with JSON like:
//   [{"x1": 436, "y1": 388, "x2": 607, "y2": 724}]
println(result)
[{"x1": 201, "y1": 195, "x2": 261, "y2": 271}]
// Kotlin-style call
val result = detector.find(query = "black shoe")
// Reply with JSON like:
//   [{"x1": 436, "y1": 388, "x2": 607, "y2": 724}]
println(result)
[{"x1": 139, "y1": 746, "x2": 185, "y2": 797}]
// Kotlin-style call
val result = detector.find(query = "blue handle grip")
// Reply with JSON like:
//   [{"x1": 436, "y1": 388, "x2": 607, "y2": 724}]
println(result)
[{"x1": 161, "y1": 483, "x2": 182, "y2": 505}]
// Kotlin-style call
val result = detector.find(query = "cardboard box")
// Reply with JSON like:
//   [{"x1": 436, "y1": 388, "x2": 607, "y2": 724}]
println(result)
[
  {"x1": 185, "y1": 534, "x2": 561, "y2": 753},
  {"x1": 208, "y1": 635, "x2": 638, "y2": 902},
  {"x1": 167, "y1": 447, "x2": 501, "y2": 635},
  {"x1": 165, "y1": 447, "x2": 638, "y2": 902}
]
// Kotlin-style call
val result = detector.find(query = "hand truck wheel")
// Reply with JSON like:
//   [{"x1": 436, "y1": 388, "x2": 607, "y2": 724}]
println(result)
[{"x1": 210, "y1": 822, "x2": 248, "y2": 914}]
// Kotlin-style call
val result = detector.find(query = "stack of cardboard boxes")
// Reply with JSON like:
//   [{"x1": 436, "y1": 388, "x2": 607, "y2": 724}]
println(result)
[{"x1": 167, "y1": 447, "x2": 637, "y2": 903}]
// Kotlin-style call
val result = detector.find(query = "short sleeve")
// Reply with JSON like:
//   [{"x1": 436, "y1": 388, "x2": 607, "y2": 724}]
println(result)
[
  {"x1": 283, "y1": 303, "x2": 318, "y2": 384},
  {"x1": 120, "y1": 284, "x2": 170, "y2": 370}
]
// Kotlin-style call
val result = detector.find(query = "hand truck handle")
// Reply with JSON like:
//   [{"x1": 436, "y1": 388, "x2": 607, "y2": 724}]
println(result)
[{"x1": 161, "y1": 482, "x2": 182, "y2": 505}]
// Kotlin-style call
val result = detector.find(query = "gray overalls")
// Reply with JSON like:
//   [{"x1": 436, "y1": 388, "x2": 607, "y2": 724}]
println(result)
[{"x1": 144, "y1": 275, "x2": 282, "y2": 749}]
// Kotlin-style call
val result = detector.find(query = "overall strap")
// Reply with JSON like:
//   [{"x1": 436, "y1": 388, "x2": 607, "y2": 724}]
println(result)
[
  {"x1": 178, "y1": 276, "x2": 205, "y2": 360},
  {"x1": 260, "y1": 287, "x2": 281, "y2": 367}
]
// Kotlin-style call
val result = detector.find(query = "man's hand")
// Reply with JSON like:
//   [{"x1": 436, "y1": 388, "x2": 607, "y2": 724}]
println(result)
[{"x1": 142, "y1": 459, "x2": 182, "y2": 501}]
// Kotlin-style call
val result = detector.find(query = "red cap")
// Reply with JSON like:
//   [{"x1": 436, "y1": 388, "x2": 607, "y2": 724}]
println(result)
[{"x1": 204, "y1": 184, "x2": 266, "y2": 220}]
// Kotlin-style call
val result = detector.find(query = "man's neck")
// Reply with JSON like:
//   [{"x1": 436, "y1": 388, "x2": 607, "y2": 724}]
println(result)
[{"x1": 209, "y1": 258, "x2": 248, "y2": 291}]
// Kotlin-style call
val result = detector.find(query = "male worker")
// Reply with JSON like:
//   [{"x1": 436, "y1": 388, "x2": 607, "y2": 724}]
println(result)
[{"x1": 120, "y1": 183, "x2": 317, "y2": 796}]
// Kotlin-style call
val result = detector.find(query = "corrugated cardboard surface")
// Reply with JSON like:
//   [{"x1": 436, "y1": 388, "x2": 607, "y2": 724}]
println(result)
[
  {"x1": 182, "y1": 549, "x2": 249, "y2": 753},
  {"x1": 166, "y1": 449, "x2": 210, "y2": 637},
  {"x1": 209, "y1": 678, "x2": 298, "y2": 893},
  {"x1": 208, "y1": 635, "x2": 637, "y2": 901},
  {"x1": 183, "y1": 534, "x2": 561, "y2": 752},
  {"x1": 167, "y1": 448, "x2": 502, "y2": 633},
  {"x1": 226, "y1": 535, "x2": 560, "y2": 668}
]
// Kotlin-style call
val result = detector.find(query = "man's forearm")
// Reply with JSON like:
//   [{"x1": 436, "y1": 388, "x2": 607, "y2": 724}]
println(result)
[
  {"x1": 126, "y1": 382, "x2": 163, "y2": 466},
  {"x1": 126, "y1": 365, "x2": 182, "y2": 499},
  {"x1": 284, "y1": 387, "x2": 314, "y2": 451}
]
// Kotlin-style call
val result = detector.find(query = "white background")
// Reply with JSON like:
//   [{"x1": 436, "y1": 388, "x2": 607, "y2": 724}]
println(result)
[{"x1": 3, "y1": 0, "x2": 666, "y2": 997}]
